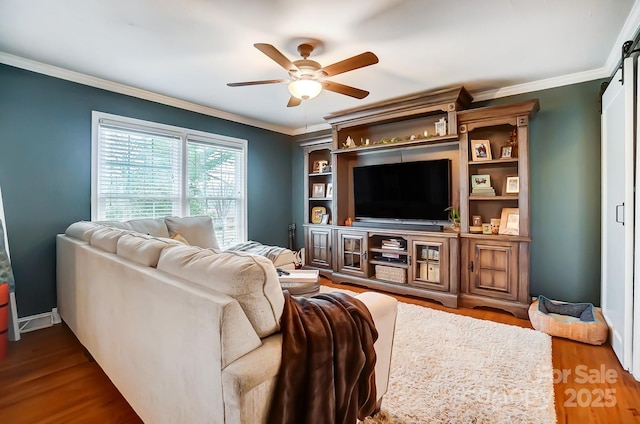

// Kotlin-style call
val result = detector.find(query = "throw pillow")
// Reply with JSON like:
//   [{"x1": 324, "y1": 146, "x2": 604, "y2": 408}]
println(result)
[{"x1": 164, "y1": 216, "x2": 220, "y2": 249}]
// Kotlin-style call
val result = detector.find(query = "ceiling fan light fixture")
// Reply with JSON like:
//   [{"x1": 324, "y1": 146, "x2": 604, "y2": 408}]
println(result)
[{"x1": 288, "y1": 79, "x2": 322, "y2": 100}]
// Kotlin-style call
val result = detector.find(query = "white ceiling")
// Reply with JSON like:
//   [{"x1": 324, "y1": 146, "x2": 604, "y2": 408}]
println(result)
[{"x1": 0, "y1": 0, "x2": 638, "y2": 135}]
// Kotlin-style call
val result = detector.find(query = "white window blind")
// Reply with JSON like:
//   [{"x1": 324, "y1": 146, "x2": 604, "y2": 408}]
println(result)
[
  {"x1": 96, "y1": 124, "x2": 183, "y2": 220},
  {"x1": 92, "y1": 112, "x2": 247, "y2": 248},
  {"x1": 187, "y1": 139, "x2": 245, "y2": 247}
]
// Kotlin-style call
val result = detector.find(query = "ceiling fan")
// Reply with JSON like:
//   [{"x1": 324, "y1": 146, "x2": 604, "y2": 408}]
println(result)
[{"x1": 227, "y1": 43, "x2": 379, "y2": 107}]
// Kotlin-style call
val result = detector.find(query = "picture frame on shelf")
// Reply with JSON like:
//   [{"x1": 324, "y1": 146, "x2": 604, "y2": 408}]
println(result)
[
  {"x1": 498, "y1": 208, "x2": 520, "y2": 235},
  {"x1": 470, "y1": 139, "x2": 492, "y2": 161},
  {"x1": 312, "y1": 160, "x2": 329, "y2": 173},
  {"x1": 505, "y1": 176, "x2": 519, "y2": 194},
  {"x1": 320, "y1": 214, "x2": 330, "y2": 225},
  {"x1": 312, "y1": 183, "x2": 326, "y2": 198},
  {"x1": 500, "y1": 145, "x2": 513, "y2": 159},
  {"x1": 471, "y1": 174, "x2": 491, "y2": 189},
  {"x1": 311, "y1": 206, "x2": 326, "y2": 224},
  {"x1": 325, "y1": 182, "x2": 333, "y2": 198}
]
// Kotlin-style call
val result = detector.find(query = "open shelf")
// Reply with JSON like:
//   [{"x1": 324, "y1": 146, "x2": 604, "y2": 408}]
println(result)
[
  {"x1": 333, "y1": 135, "x2": 459, "y2": 155},
  {"x1": 369, "y1": 259, "x2": 409, "y2": 269},
  {"x1": 469, "y1": 195, "x2": 519, "y2": 201},
  {"x1": 469, "y1": 158, "x2": 519, "y2": 166}
]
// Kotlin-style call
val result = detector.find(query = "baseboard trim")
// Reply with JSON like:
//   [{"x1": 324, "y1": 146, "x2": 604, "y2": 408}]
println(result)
[{"x1": 18, "y1": 307, "x2": 61, "y2": 333}]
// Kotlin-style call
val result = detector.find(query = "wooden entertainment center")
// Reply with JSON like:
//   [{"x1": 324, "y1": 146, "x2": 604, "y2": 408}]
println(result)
[{"x1": 302, "y1": 86, "x2": 538, "y2": 319}]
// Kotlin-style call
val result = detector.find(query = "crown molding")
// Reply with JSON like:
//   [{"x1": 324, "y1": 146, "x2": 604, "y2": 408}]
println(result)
[
  {"x1": 0, "y1": 52, "x2": 297, "y2": 135},
  {"x1": 471, "y1": 67, "x2": 609, "y2": 102}
]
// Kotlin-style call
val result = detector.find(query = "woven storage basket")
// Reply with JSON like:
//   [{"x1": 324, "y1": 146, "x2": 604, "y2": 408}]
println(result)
[{"x1": 375, "y1": 265, "x2": 406, "y2": 283}]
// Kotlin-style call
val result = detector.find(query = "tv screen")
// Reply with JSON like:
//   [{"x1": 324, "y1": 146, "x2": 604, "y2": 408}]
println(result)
[{"x1": 353, "y1": 159, "x2": 451, "y2": 221}]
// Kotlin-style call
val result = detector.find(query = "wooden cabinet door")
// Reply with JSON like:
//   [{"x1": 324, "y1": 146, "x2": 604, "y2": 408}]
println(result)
[
  {"x1": 467, "y1": 239, "x2": 519, "y2": 301},
  {"x1": 409, "y1": 237, "x2": 450, "y2": 291},
  {"x1": 337, "y1": 230, "x2": 368, "y2": 277},
  {"x1": 306, "y1": 227, "x2": 332, "y2": 269}
]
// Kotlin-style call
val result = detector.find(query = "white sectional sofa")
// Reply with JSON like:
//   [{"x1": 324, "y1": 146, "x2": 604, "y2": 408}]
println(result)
[{"x1": 56, "y1": 216, "x2": 398, "y2": 423}]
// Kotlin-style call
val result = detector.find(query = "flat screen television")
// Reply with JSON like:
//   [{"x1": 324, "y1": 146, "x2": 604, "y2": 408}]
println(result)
[{"x1": 353, "y1": 159, "x2": 451, "y2": 222}]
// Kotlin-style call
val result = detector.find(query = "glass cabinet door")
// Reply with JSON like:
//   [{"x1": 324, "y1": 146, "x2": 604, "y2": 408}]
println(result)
[
  {"x1": 338, "y1": 230, "x2": 367, "y2": 276},
  {"x1": 410, "y1": 238, "x2": 449, "y2": 291}
]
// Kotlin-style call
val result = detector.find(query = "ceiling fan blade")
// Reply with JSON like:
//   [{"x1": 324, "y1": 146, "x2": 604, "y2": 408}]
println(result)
[
  {"x1": 321, "y1": 52, "x2": 379, "y2": 77},
  {"x1": 227, "y1": 79, "x2": 288, "y2": 87},
  {"x1": 254, "y1": 43, "x2": 300, "y2": 73},
  {"x1": 323, "y1": 81, "x2": 370, "y2": 99},
  {"x1": 287, "y1": 96, "x2": 302, "y2": 107}
]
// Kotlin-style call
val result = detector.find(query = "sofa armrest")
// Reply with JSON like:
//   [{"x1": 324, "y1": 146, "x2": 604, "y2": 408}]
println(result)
[
  {"x1": 354, "y1": 291, "x2": 398, "y2": 402},
  {"x1": 221, "y1": 334, "x2": 282, "y2": 424}
]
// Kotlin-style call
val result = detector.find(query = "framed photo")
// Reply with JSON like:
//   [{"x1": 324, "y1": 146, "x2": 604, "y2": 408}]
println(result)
[
  {"x1": 312, "y1": 160, "x2": 329, "y2": 173},
  {"x1": 312, "y1": 183, "x2": 325, "y2": 198},
  {"x1": 320, "y1": 213, "x2": 330, "y2": 225},
  {"x1": 470, "y1": 139, "x2": 492, "y2": 161},
  {"x1": 498, "y1": 207, "x2": 520, "y2": 235},
  {"x1": 325, "y1": 182, "x2": 333, "y2": 198},
  {"x1": 471, "y1": 174, "x2": 491, "y2": 189},
  {"x1": 505, "y1": 176, "x2": 519, "y2": 194},
  {"x1": 500, "y1": 145, "x2": 513, "y2": 159},
  {"x1": 311, "y1": 206, "x2": 326, "y2": 224}
]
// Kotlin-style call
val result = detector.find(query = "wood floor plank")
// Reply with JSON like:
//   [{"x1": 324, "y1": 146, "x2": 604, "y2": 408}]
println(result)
[{"x1": 0, "y1": 279, "x2": 638, "y2": 423}]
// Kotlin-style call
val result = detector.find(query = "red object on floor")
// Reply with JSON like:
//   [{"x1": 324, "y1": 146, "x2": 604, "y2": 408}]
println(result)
[{"x1": 0, "y1": 282, "x2": 8, "y2": 361}]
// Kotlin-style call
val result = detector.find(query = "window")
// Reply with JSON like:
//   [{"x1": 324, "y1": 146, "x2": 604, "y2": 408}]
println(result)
[{"x1": 92, "y1": 112, "x2": 247, "y2": 248}]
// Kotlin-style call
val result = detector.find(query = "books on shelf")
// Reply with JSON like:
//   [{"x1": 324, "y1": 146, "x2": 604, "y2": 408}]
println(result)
[
  {"x1": 471, "y1": 187, "x2": 496, "y2": 196},
  {"x1": 381, "y1": 252, "x2": 401, "y2": 259},
  {"x1": 381, "y1": 238, "x2": 405, "y2": 250}
]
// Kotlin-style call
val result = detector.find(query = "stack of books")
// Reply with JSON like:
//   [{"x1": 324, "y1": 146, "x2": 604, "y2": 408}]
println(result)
[
  {"x1": 471, "y1": 174, "x2": 496, "y2": 196},
  {"x1": 381, "y1": 239, "x2": 404, "y2": 250},
  {"x1": 471, "y1": 186, "x2": 496, "y2": 196},
  {"x1": 381, "y1": 239, "x2": 404, "y2": 260}
]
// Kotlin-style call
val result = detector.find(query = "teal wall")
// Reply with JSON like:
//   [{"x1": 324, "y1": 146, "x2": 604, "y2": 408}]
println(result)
[
  {"x1": 0, "y1": 64, "x2": 293, "y2": 317},
  {"x1": 292, "y1": 80, "x2": 605, "y2": 306}
]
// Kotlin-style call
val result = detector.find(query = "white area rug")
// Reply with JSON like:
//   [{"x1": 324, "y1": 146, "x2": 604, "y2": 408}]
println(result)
[
  {"x1": 383, "y1": 302, "x2": 556, "y2": 423},
  {"x1": 321, "y1": 288, "x2": 556, "y2": 423}
]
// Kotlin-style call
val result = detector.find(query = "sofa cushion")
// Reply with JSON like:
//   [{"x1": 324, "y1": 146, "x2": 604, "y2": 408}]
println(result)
[
  {"x1": 90, "y1": 227, "x2": 132, "y2": 253},
  {"x1": 117, "y1": 234, "x2": 176, "y2": 267},
  {"x1": 164, "y1": 216, "x2": 220, "y2": 250},
  {"x1": 98, "y1": 218, "x2": 170, "y2": 238},
  {"x1": 65, "y1": 221, "x2": 103, "y2": 242},
  {"x1": 157, "y1": 245, "x2": 284, "y2": 338}
]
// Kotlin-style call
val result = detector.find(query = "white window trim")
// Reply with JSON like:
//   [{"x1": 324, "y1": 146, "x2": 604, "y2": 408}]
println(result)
[{"x1": 91, "y1": 111, "x2": 248, "y2": 242}]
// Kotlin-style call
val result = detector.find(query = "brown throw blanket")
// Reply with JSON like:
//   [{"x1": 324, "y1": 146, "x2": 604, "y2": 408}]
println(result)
[{"x1": 268, "y1": 291, "x2": 379, "y2": 424}]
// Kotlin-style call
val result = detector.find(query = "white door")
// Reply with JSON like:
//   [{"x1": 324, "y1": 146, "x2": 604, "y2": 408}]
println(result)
[
  {"x1": 633, "y1": 57, "x2": 640, "y2": 380},
  {"x1": 601, "y1": 60, "x2": 634, "y2": 372}
]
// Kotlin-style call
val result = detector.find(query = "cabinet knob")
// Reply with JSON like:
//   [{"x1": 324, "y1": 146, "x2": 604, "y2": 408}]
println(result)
[{"x1": 468, "y1": 261, "x2": 474, "y2": 272}]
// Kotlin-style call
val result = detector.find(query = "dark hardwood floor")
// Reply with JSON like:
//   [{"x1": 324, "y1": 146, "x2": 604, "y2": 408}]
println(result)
[{"x1": 1, "y1": 280, "x2": 639, "y2": 423}]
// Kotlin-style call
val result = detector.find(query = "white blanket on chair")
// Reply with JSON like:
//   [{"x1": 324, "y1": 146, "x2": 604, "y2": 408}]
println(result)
[{"x1": 226, "y1": 241, "x2": 296, "y2": 269}]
